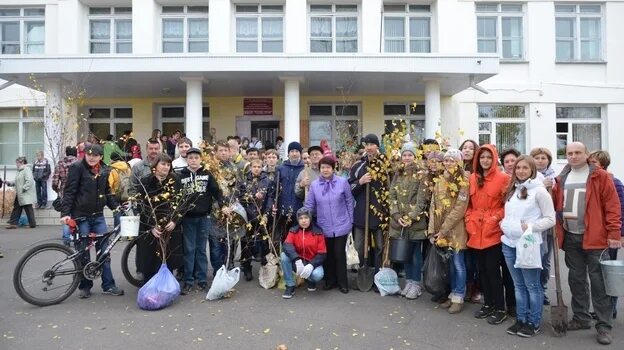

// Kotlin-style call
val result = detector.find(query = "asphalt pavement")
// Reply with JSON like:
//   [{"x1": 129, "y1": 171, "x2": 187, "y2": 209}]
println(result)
[{"x1": 0, "y1": 226, "x2": 622, "y2": 350}]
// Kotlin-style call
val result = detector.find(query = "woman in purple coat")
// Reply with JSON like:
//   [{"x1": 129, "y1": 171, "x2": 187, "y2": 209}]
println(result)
[{"x1": 305, "y1": 156, "x2": 354, "y2": 293}]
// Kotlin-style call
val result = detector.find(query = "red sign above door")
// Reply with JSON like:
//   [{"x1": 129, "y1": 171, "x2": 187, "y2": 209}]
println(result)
[{"x1": 244, "y1": 98, "x2": 273, "y2": 116}]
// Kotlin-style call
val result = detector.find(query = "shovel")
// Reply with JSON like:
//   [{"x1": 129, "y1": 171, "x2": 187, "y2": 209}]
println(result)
[
  {"x1": 357, "y1": 184, "x2": 375, "y2": 292},
  {"x1": 550, "y1": 231, "x2": 568, "y2": 337}
]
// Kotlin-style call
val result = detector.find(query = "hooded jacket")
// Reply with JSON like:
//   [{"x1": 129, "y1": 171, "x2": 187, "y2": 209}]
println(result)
[
  {"x1": 276, "y1": 159, "x2": 305, "y2": 216},
  {"x1": 428, "y1": 169, "x2": 470, "y2": 250},
  {"x1": 304, "y1": 174, "x2": 354, "y2": 238},
  {"x1": 553, "y1": 164, "x2": 622, "y2": 249},
  {"x1": 178, "y1": 166, "x2": 222, "y2": 217},
  {"x1": 60, "y1": 159, "x2": 118, "y2": 219},
  {"x1": 465, "y1": 144, "x2": 510, "y2": 250},
  {"x1": 389, "y1": 164, "x2": 430, "y2": 241},
  {"x1": 282, "y1": 224, "x2": 327, "y2": 267}
]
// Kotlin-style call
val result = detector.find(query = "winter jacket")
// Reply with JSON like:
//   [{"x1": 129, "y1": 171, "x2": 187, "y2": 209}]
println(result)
[
  {"x1": 102, "y1": 141, "x2": 126, "y2": 166},
  {"x1": 33, "y1": 158, "x2": 51, "y2": 181},
  {"x1": 465, "y1": 144, "x2": 510, "y2": 250},
  {"x1": 500, "y1": 178, "x2": 556, "y2": 248},
  {"x1": 428, "y1": 171, "x2": 470, "y2": 250},
  {"x1": 11, "y1": 165, "x2": 36, "y2": 206},
  {"x1": 108, "y1": 160, "x2": 131, "y2": 200},
  {"x1": 389, "y1": 165, "x2": 430, "y2": 241},
  {"x1": 282, "y1": 224, "x2": 327, "y2": 267},
  {"x1": 553, "y1": 164, "x2": 622, "y2": 249},
  {"x1": 613, "y1": 176, "x2": 624, "y2": 236},
  {"x1": 52, "y1": 155, "x2": 77, "y2": 196},
  {"x1": 60, "y1": 159, "x2": 118, "y2": 219},
  {"x1": 128, "y1": 159, "x2": 153, "y2": 197},
  {"x1": 276, "y1": 159, "x2": 305, "y2": 216},
  {"x1": 238, "y1": 171, "x2": 274, "y2": 221},
  {"x1": 178, "y1": 166, "x2": 222, "y2": 217},
  {"x1": 304, "y1": 174, "x2": 354, "y2": 238},
  {"x1": 295, "y1": 166, "x2": 320, "y2": 200},
  {"x1": 349, "y1": 152, "x2": 391, "y2": 230}
]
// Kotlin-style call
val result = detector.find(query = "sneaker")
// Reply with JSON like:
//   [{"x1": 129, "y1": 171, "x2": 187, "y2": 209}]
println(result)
[
  {"x1": 405, "y1": 283, "x2": 422, "y2": 300},
  {"x1": 181, "y1": 284, "x2": 193, "y2": 295},
  {"x1": 506, "y1": 320, "x2": 525, "y2": 335},
  {"x1": 102, "y1": 286, "x2": 124, "y2": 296},
  {"x1": 307, "y1": 281, "x2": 317, "y2": 292},
  {"x1": 568, "y1": 318, "x2": 591, "y2": 331},
  {"x1": 487, "y1": 310, "x2": 508, "y2": 325},
  {"x1": 543, "y1": 295, "x2": 550, "y2": 306},
  {"x1": 282, "y1": 286, "x2": 295, "y2": 299},
  {"x1": 78, "y1": 289, "x2": 91, "y2": 299},
  {"x1": 400, "y1": 280, "x2": 413, "y2": 296},
  {"x1": 197, "y1": 282, "x2": 208, "y2": 291},
  {"x1": 596, "y1": 330, "x2": 613, "y2": 345},
  {"x1": 6, "y1": 224, "x2": 17, "y2": 229},
  {"x1": 517, "y1": 323, "x2": 541, "y2": 338},
  {"x1": 474, "y1": 306, "x2": 494, "y2": 319}
]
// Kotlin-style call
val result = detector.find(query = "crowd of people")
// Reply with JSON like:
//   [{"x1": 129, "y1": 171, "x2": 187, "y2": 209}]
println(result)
[{"x1": 4, "y1": 126, "x2": 623, "y2": 345}]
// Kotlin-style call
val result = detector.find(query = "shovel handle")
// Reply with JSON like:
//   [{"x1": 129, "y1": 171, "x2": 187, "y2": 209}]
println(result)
[
  {"x1": 363, "y1": 183, "x2": 370, "y2": 260},
  {"x1": 551, "y1": 230, "x2": 565, "y2": 305}
]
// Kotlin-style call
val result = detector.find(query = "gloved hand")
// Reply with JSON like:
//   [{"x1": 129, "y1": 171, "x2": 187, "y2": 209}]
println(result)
[
  {"x1": 295, "y1": 259, "x2": 305, "y2": 276},
  {"x1": 300, "y1": 264, "x2": 314, "y2": 279}
]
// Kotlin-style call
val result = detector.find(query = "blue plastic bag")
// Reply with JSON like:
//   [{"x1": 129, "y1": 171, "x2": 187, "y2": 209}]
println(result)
[
  {"x1": 137, "y1": 264, "x2": 180, "y2": 310},
  {"x1": 18, "y1": 215, "x2": 29, "y2": 227}
]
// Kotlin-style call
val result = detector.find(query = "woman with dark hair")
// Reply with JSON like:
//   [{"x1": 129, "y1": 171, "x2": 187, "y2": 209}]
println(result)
[
  {"x1": 6, "y1": 156, "x2": 37, "y2": 229},
  {"x1": 135, "y1": 153, "x2": 184, "y2": 283},
  {"x1": 465, "y1": 144, "x2": 514, "y2": 325},
  {"x1": 501, "y1": 148, "x2": 521, "y2": 176},
  {"x1": 459, "y1": 139, "x2": 479, "y2": 175}
]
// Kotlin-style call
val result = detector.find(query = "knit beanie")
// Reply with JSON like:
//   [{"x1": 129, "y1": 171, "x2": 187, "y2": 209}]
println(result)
[
  {"x1": 444, "y1": 148, "x2": 464, "y2": 166},
  {"x1": 361, "y1": 134, "x2": 380, "y2": 147},
  {"x1": 287, "y1": 141, "x2": 303, "y2": 153},
  {"x1": 401, "y1": 142, "x2": 417, "y2": 156}
]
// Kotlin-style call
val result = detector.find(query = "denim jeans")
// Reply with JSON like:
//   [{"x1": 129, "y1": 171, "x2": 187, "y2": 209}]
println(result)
[
  {"x1": 76, "y1": 216, "x2": 116, "y2": 291},
  {"x1": 449, "y1": 250, "x2": 467, "y2": 298},
  {"x1": 502, "y1": 243, "x2": 543, "y2": 326},
  {"x1": 35, "y1": 179, "x2": 47, "y2": 207},
  {"x1": 404, "y1": 240, "x2": 424, "y2": 283},
  {"x1": 182, "y1": 216, "x2": 210, "y2": 284},
  {"x1": 208, "y1": 231, "x2": 227, "y2": 277},
  {"x1": 61, "y1": 224, "x2": 71, "y2": 245},
  {"x1": 280, "y1": 252, "x2": 324, "y2": 287}
]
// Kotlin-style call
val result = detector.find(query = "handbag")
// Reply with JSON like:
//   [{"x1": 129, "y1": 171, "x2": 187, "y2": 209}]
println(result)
[
  {"x1": 52, "y1": 196, "x2": 62, "y2": 212},
  {"x1": 345, "y1": 232, "x2": 360, "y2": 267}
]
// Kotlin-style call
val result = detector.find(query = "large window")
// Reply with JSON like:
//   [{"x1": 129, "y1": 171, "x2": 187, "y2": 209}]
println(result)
[
  {"x1": 383, "y1": 103, "x2": 426, "y2": 144},
  {"x1": 476, "y1": 3, "x2": 524, "y2": 60},
  {"x1": 235, "y1": 4, "x2": 283, "y2": 53},
  {"x1": 0, "y1": 108, "x2": 44, "y2": 165},
  {"x1": 383, "y1": 4, "x2": 431, "y2": 53},
  {"x1": 162, "y1": 6, "x2": 209, "y2": 53},
  {"x1": 556, "y1": 106, "x2": 602, "y2": 159},
  {"x1": 88, "y1": 7, "x2": 132, "y2": 54},
  {"x1": 555, "y1": 4, "x2": 602, "y2": 61},
  {"x1": 309, "y1": 104, "x2": 360, "y2": 152},
  {"x1": 0, "y1": 7, "x2": 45, "y2": 54},
  {"x1": 87, "y1": 107, "x2": 133, "y2": 141},
  {"x1": 478, "y1": 105, "x2": 526, "y2": 153},
  {"x1": 159, "y1": 106, "x2": 211, "y2": 138},
  {"x1": 310, "y1": 4, "x2": 358, "y2": 53}
]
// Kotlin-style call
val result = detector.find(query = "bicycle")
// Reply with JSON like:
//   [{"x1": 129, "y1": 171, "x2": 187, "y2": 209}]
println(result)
[{"x1": 13, "y1": 214, "x2": 144, "y2": 307}]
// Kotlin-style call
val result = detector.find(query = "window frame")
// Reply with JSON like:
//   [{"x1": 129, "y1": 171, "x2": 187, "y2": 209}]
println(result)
[
  {"x1": 555, "y1": 105, "x2": 604, "y2": 160},
  {"x1": 86, "y1": 106, "x2": 133, "y2": 141},
  {"x1": 158, "y1": 105, "x2": 211, "y2": 137},
  {"x1": 308, "y1": 103, "x2": 361, "y2": 151},
  {"x1": 161, "y1": 5, "x2": 209, "y2": 54},
  {"x1": 475, "y1": 2, "x2": 525, "y2": 61},
  {"x1": 88, "y1": 7, "x2": 132, "y2": 54},
  {"x1": 477, "y1": 104, "x2": 527, "y2": 154},
  {"x1": 0, "y1": 7, "x2": 45, "y2": 55},
  {"x1": 234, "y1": 4, "x2": 284, "y2": 53},
  {"x1": 383, "y1": 102, "x2": 426, "y2": 144},
  {"x1": 0, "y1": 107, "x2": 44, "y2": 166},
  {"x1": 309, "y1": 4, "x2": 359, "y2": 53},
  {"x1": 555, "y1": 4, "x2": 604, "y2": 62},
  {"x1": 382, "y1": 4, "x2": 432, "y2": 53}
]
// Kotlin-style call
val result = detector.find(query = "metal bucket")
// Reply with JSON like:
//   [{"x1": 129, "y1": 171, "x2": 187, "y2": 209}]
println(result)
[
  {"x1": 120, "y1": 216, "x2": 140, "y2": 237},
  {"x1": 389, "y1": 228, "x2": 413, "y2": 263},
  {"x1": 600, "y1": 249, "x2": 624, "y2": 296}
]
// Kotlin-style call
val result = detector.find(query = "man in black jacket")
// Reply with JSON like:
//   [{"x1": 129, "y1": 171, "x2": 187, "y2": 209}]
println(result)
[
  {"x1": 60, "y1": 144, "x2": 123, "y2": 299},
  {"x1": 178, "y1": 148, "x2": 223, "y2": 294}
]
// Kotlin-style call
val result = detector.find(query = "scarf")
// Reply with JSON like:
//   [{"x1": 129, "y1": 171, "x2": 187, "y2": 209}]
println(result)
[
  {"x1": 539, "y1": 166, "x2": 556, "y2": 180},
  {"x1": 320, "y1": 175, "x2": 336, "y2": 195}
]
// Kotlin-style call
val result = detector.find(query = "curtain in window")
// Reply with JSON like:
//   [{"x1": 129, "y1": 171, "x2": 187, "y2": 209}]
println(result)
[
  {"x1": 477, "y1": 17, "x2": 496, "y2": 53},
  {"x1": 262, "y1": 17, "x2": 282, "y2": 52},
  {"x1": 572, "y1": 124, "x2": 600, "y2": 153},
  {"x1": 311, "y1": 17, "x2": 332, "y2": 52},
  {"x1": 0, "y1": 122, "x2": 19, "y2": 164},
  {"x1": 23, "y1": 122, "x2": 44, "y2": 157},
  {"x1": 384, "y1": 17, "x2": 404, "y2": 52},
  {"x1": 26, "y1": 22, "x2": 44, "y2": 54},
  {"x1": 163, "y1": 19, "x2": 183, "y2": 39},
  {"x1": 115, "y1": 20, "x2": 132, "y2": 40},
  {"x1": 502, "y1": 17, "x2": 522, "y2": 59},
  {"x1": 90, "y1": 20, "x2": 110, "y2": 39},
  {"x1": 410, "y1": 18, "x2": 430, "y2": 53},
  {"x1": 236, "y1": 18, "x2": 257, "y2": 38},
  {"x1": 580, "y1": 18, "x2": 600, "y2": 60},
  {"x1": 336, "y1": 17, "x2": 357, "y2": 52},
  {"x1": 1, "y1": 22, "x2": 19, "y2": 41},
  {"x1": 556, "y1": 18, "x2": 574, "y2": 60},
  {"x1": 496, "y1": 123, "x2": 526, "y2": 154}
]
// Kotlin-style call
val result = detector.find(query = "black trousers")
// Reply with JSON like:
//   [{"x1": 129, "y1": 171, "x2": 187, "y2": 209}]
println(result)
[
  {"x1": 324, "y1": 235, "x2": 348, "y2": 289},
  {"x1": 476, "y1": 244, "x2": 507, "y2": 311},
  {"x1": 9, "y1": 197, "x2": 36, "y2": 227}
]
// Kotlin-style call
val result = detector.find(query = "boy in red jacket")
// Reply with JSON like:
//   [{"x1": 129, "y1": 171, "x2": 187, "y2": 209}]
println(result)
[{"x1": 280, "y1": 207, "x2": 327, "y2": 299}]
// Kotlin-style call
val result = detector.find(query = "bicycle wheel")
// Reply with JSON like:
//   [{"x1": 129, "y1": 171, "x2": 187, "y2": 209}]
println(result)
[
  {"x1": 13, "y1": 243, "x2": 81, "y2": 307},
  {"x1": 120, "y1": 238, "x2": 143, "y2": 287}
]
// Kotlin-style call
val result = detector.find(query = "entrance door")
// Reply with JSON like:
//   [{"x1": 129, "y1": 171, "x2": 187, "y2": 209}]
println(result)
[{"x1": 251, "y1": 121, "x2": 279, "y2": 148}]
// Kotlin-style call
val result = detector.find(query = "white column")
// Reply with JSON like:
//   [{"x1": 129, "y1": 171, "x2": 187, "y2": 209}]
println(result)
[
  {"x1": 281, "y1": 77, "x2": 302, "y2": 151},
  {"x1": 43, "y1": 79, "x2": 63, "y2": 164},
  {"x1": 180, "y1": 76, "x2": 204, "y2": 146},
  {"x1": 424, "y1": 79, "x2": 441, "y2": 139},
  {"x1": 361, "y1": 0, "x2": 382, "y2": 53}
]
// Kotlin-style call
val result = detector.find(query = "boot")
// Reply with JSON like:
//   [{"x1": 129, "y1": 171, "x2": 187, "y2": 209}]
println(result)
[
  {"x1": 401, "y1": 280, "x2": 413, "y2": 296},
  {"x1": 448, "y1": 295, "x2": 464, "y2": 314}
]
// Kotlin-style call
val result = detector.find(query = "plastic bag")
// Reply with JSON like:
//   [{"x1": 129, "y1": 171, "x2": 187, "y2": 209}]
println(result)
[
  {"x1": 374, "y1": 267, "x2": 401, "y2": 296},
  {"x1": 515, "y1": 225, "x2": 543, "y2": 269},
  {"x1": 137, "y1": 264, "x2": 180, "y2": 310},
  {"x1": 206, "y1": 265, "x2": 240, "y2": 300},
  {"x1": 423, "y1": 247, "x2": 451, "y2": 295},
  {"x1": 259, "y1": 253, "x2": 279, "y2": 289},
  {"x1": 346, "y1": 233, "x2": 360, "y2": 267}
]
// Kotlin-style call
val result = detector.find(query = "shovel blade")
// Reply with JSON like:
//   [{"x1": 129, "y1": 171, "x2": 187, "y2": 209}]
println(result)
[
  {"x1": 550, "y1": 305, "x2": 568, "y2": 337},
  {"x1": 357, "y1": 266, "x2": 375, "y2": 292}
]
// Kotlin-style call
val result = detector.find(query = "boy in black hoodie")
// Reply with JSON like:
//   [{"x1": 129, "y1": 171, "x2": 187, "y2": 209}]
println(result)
[{"x1": 178, "y1": 148, "x2": 222, "y2": 294}]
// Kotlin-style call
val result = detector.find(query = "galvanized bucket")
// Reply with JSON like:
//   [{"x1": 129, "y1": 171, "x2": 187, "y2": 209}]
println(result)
[{"x1": 600, "y1": 249, "x2": 624, "y2": 297}]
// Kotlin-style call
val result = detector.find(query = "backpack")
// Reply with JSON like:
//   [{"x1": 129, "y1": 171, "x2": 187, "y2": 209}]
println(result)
[{"x1": 113, "y1": 167, "x2": 131, "y2": 201}]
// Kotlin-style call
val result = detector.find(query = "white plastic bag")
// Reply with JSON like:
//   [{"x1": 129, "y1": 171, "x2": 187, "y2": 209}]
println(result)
[
  {"x1": 346, "y1": 233, "x2": 360, "y2": 267},
  {"x1": 206, "y1": 265, "x2": 240, "y2": 300},
  {"x1": 515, "y1": 225, "x2": 543, "y2": 269},
  {"x1": 374, "y1": 267, "x2": 401, "y2": 296}
]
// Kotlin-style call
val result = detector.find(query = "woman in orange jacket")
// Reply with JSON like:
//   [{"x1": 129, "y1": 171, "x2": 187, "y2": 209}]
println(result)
[{"x1": 465, "y1": 144, "x2": 515, "y2": 325}]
